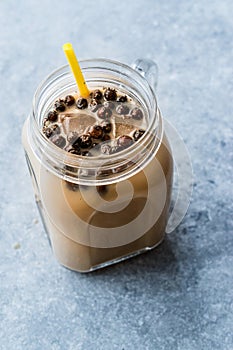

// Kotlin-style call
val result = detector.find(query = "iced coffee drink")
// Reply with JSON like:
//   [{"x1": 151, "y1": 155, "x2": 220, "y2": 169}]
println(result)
[{"x1": 22, "y1": 58, "x2": 173, "y2": 272}]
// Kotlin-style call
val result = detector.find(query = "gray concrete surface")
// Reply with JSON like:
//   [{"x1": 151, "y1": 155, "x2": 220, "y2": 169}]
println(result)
[{"x1": 0, "y1": 0, "x2": 233, "y2": 349}]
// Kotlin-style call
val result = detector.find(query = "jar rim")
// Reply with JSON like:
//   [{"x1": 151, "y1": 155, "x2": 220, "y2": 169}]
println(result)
[{"x1": 30, "y1": 58, "x2": 163, "y2": 185}]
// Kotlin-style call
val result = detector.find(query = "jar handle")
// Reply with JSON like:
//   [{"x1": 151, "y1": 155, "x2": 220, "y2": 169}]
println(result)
[
  {"x1": 131, "y1": 58, "x2": 158, "y2": 91},
  {"x1": 132, "y1": 59, "x2": 193, "y2": 234}
]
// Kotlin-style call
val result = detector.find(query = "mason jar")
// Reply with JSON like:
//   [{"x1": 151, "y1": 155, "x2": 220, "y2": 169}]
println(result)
[{"x1": 22, "y1": 58, "x2": 173, "y2": 272}]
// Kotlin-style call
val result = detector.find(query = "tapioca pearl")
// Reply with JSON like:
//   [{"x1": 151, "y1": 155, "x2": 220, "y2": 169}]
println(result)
[
  {"x1": 97, "y1": 106, "x2": 112, "y2": 119},
  {"x1": 65, "y1": 144, "x2": 81, "y2": 155},
  {"x1": 130, "y1": 107, "x2": 143, "y2": 120},
  {"x1": 43, "y1": 124, "x2": 60, "y2": 138},
  {"x1": 103, "y1": 101, "x2": 115, "y2": 110},
  {"x1": 64, "y1": 95, "x2": 75, "y2": 106},
  {"x1": 116, "y1": 95, "x2": 127, "y2": 103},
  {"x1": 75, "y1": 134, "x2": 92, "y2": 149},
  {"x1": 101, "y1": 120, "x2": 112, "y2": 133},
  {"x1": 54, "y1": 99, "x2": 66, "y2": 112},
  {"x1": 91, "y1": 89, "x2": 103, "y2": 101},
  {"x1": 47, "y1": 110, "x2": 58, "y2": 122},
  {"x1": 90, "y1": 99, "x2": 102, "y2": 112},
  {"x1": 133, "y1": 129, "x2": 145, "y2": 141},
  {"x1": 104, "y1": 88, "x2": 117, "y2": 101},
  {"x1": 76, "y1": 97, "x2": 88, "y2": 109},
  {"x1": 89, "y1": 125, "x2": 103, "y2": 139},
  {"x1": 116, "y1": 104, "x2": 130, "y2": 115},
  {"x1": 117, "y1": 135, "x2": 134, "y2": 148}
]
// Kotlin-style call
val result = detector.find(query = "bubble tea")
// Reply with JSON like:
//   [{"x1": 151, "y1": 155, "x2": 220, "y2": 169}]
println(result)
[{"x1": 22, "y1": 46, "x2": 173, "y2": 272}]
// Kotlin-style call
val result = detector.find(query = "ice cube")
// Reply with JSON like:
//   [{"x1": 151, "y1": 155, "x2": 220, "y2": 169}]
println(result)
[
  {"x1": 113, "y1": 116, "x2": 137, "y2": 138},
  {"x1": 61, "y1": 113, "x2": 96, "y2": 135}
]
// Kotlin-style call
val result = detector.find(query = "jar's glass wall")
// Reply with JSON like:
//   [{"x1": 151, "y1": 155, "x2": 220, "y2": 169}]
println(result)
[{"x1": 22, "y1": 59, "x2": 173, "y2": 272}]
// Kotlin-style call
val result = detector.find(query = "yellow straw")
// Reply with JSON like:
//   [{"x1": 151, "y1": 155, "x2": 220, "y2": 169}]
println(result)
[{"x1": 62, "y1": 43, "x2": 90, "y2": 98}]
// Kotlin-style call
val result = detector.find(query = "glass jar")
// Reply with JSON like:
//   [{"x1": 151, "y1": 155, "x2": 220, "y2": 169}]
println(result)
[{"x1": 22, "y1": 58, "x2": 173, "y2": 272}]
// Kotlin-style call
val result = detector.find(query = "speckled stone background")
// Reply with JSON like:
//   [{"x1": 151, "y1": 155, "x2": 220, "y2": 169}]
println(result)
[{"x1": 0, "y1": 1, "x2": 233, "y2": 349}]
